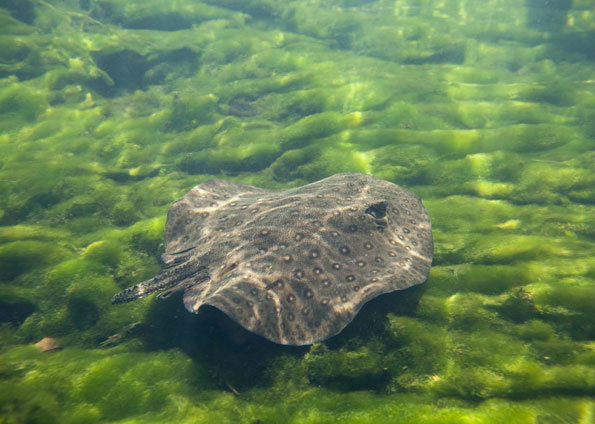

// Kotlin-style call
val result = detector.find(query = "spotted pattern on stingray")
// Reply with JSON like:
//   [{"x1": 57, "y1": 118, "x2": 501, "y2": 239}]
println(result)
[{"x1": 112, "y1": 173, "x2": 433, "y2": 346}]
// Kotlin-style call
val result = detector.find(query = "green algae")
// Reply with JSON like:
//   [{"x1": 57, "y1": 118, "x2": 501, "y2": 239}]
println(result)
[
  {"x1": 1, "y1": 340, "x2": 594, "y2": 423},
  {"x1": 0, "y1": 240, "x2": 71, "y2": 281},
  {"x1": 304, "y1": 343, "x2": 389, "y2": 388},
  {"x1": 271, "y1": 140, "x2": 369, "y2": 182},
  {"x1": 93, "y1": 0, "x2": 241, "y2": 30},
  {"x1": 1, "y1": 0, "x2": 595, "y2": 422},
  {"x1": 0, "y1": 84, "x2": 47, "y2": 131},
  {"x1": 0, "y1": 346, "x2": 208, "y2": 423}
]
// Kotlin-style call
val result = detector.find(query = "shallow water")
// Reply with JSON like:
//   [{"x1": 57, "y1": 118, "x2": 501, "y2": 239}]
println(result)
[{"x1": 1, "y1": 0, "x2": 594, "y2": 422}]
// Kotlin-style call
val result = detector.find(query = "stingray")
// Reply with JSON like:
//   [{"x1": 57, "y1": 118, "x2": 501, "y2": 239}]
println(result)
[{"x1": 112, "y1": 173, "x2": 433, "y2": 345}]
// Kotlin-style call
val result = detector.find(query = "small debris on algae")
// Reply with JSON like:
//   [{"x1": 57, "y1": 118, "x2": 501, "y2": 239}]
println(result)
[{"x1": 34, "y1": 337, "x2": 62, "y2": 352}]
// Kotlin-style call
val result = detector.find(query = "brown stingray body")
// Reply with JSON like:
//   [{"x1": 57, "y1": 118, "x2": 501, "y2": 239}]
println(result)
[{"x1": 112, "y1": 173, "x2": 433, "y2": 345}]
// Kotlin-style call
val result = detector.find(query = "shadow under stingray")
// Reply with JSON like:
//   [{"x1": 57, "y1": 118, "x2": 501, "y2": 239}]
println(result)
[{"x1": 138, "y1": 283, "x2": 427, "y2": 393}]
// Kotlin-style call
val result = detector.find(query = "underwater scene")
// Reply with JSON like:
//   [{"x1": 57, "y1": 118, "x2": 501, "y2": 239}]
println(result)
[{"x1": 1, "y1": 0, "x2": 594, "y2": 422}]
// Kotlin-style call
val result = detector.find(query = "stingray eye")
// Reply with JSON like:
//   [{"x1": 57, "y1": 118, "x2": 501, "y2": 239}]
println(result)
[{"x1": 365, "y1": 201, "x2": 389, "y2": 219}]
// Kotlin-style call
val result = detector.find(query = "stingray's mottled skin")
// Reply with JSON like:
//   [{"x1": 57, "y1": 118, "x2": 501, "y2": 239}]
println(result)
[{"x1": 112, "y1": 173, "x2": 433, "y2": 345}]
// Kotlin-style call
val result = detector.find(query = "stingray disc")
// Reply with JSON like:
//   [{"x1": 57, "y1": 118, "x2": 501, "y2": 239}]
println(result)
[{"x1": 113, "y1": 173, "x2": 433, "y2": 345}]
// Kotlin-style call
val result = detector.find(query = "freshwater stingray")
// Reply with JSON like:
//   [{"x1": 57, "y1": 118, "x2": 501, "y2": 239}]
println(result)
[{"x1": 112, "y1": 173, "x2": 433, "y2": 345}]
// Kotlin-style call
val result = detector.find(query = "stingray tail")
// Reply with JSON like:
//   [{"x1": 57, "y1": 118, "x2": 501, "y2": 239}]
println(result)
[{"x1": 111, "y1": 262, "x2": 208, "y2": 304}]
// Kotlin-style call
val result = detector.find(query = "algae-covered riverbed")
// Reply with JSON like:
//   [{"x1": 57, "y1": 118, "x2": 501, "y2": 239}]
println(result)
[{"x1": 1, "y1": 0, "x2": 594, "y2": 422}]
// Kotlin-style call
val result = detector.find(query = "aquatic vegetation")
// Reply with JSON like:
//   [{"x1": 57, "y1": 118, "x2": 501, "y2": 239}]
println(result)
[{"x1": 1, "y1": 0, "x2": 594, "y2": 421}]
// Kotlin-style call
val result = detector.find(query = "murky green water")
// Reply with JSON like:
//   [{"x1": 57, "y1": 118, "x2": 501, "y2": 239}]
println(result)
[{"x1": 1, "y1": 0, "x2": 594, "y2": 422}]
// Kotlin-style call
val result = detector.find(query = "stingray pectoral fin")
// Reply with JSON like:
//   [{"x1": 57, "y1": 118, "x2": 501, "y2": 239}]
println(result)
[
  {"x1": 111, "y1": 262, "x2": 208, "y2": 304},
  {"x1": 182, "y1": 283, "x2": 209, "y2": 312}
]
